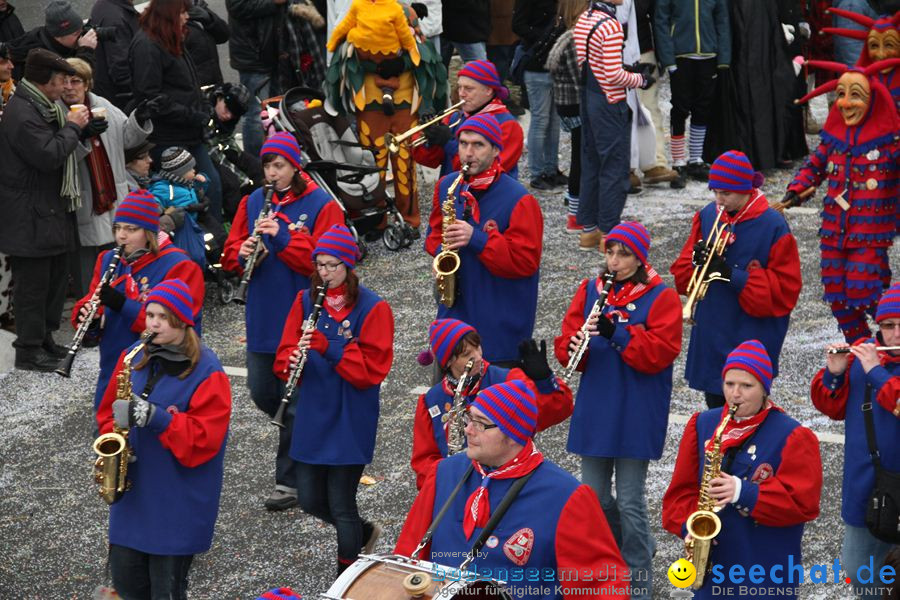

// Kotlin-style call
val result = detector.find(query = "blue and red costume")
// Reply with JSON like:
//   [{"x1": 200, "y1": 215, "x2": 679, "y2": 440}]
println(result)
[
  {"x1": 425, "y1": 163, "x2": 543, "y2": 364},
  {"x1": 73, "y1": 237, "x2": 204, "y2": 410},
  {"x1": 662, "y1": 405, "x2": 822, "y2": 599},
  {"x1": 671, "y1": 193, "x2": 802, "y2": 394}
]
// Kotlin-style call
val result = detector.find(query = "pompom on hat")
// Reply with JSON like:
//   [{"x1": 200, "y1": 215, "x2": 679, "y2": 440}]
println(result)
[
  {"x1": 313, "y1": 224, "x2": 360, "y2": 269},
  {"x1": 471, "y1": 380, "x2": 538, "y2": 446},
  {"x1": 144, "y1": 279, "x2": 196, "y2": 327},
  {"x1": 114, "y1": 189, "x2": 160, "y2": 234},
  {"x1": 457, "y1": 60, "x2": 509, "y2": 101},
  {"x1": 456, "y1": 113, "x2": 503, "y2": 151},
  {"x1": 605, "y1": 221, "x2": 651, "y2": 265},
  {"x1": 708, "y1": 150, "x2": 765, "y2": 193},
  {"x1": 876, "y1": 282, "x2": 900, "y2": 323},
  {"x1": 721, "y1": 340, "x2": 774, "y2": 394},
  {"x1": 428, "y1": 319, "x2": 476, "y2": 369},
  {"x1": 260, "y1": 132, "x2": 303, "y2": 171}
]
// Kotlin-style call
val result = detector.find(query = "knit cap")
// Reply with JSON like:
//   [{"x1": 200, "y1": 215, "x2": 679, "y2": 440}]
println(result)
[
  {"x1": 429, "y1": 319, "x2": 476, "y2": 369},
  {"x1": 721, "y1": 340, "x2": 774, "y2": 394},
  {"x1": 114, "y1": 189, "x2": 159, "y2": 233},
  {"x1": 471, "y1": 380, "x2": 538, "y2": 446},
  {"x1": 456, "y1": 113, "x2": 503, "y2": 151},
  {"x1": 708, "y1": 150, "x2": 764, "y2": 193},
  {"x1": 605, "y1": 221, "x2": 651, "y2": 265},
  {"x1": 45, "y1": 1, "x2": 82, "y2": 37},
  {"x1": 260, "y1": 132, "x2": 303, "y2": 170},
  {"x1": 144, "y1": 279, "x2": 195, "y2": 327},
  {"x1": 457, "y1": 60, "x2": 509, "y2": 101},
  {"x1": 160, "y1": 147, "x2": 196, "y2": 178},
  {"x1": 876, "y1": 282, "x2": 900, "y2": 323},
  {"x1": 313, "y1": 224, "x2": 359, "y2": 269}
]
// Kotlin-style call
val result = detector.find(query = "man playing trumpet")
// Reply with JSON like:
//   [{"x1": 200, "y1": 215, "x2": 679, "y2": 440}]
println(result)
[{"x1": 670, "y1": 150, "x2": 802, "y2": 409}]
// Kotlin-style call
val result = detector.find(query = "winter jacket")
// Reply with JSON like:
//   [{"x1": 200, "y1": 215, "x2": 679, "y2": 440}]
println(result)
[
  {"x1": 512, "y1": 0, "x2": 562, "y2": 72},
  {"x1": 546, "y1": 29, "x2": 580, "y2": 110},
  {"x1": 442, "y1": 0, "x2": 490, "y2": 43},
  {"x1": 634, "y1": 0, "x2": 655, "y2": 54},
  {"x1": 90, "y1": 0, "x2": 140, "y2": 109},
  {"x1": 225, "y1": 0, "x2": 284, "y2": 73},
  {"x1": 128, "y1": 29, "x2": 208, "y2": 148},
  {"x1": 0, "y1": 4, "x2": 24, "y2": 44},
  {"x1": 8, "y1": 27, "x2": 96, "y2": 82},
  {"x1": 654, "y1": 0, "x2": 731, "y2": 68},
  {"x1": 0, "y1": 86, "x2": 83, "y2": 257},
  {"x1": 185, "y1": 1, "x2": 230, "y2": 87}
]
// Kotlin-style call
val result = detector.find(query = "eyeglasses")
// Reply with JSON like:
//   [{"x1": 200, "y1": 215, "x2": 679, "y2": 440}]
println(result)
[
  {"x1": 64, "y1": 77, "x2": 84, "y2": 86},
  {"x1": 463, "y1": 414, "x2": 498, "y2": 432},
  {"x1": 113, "y1": 224, "x2": 141, "y2": 234},
  {"x1": 315, "y1": 262, "x2": 343, "y2": 272}
]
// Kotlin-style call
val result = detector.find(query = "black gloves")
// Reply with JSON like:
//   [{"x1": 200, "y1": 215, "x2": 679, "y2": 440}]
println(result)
[
  {"x1": 625, "y1": 62, "x2": 656, "y2": 89},
  {"x1": 707, "y1": 254, "x2": 732, "y2": 281},
  {"x1": 99, "y1": 283, "x2": 126, "y2": 311},
  {"x1": 692, "y1": 241, "x2": 710, "y2": 266},
  {"x1": 781, "y1": 190, "x2": 800, "y2": 208},
  {"x1": 80, "y1": 117, "x2": 109, "y2": 139},
  {"x1": 596, "y1": 315, "x2": 616, "y2": 339},
  {"x1": 640, "y1": 72, "x2": 656, "y2": 90},
  {"x1": 518, "y1": 339, "x2": 553, "y2": 381},
  {"x1": 411, "y1": 2, "x2": 428, "y2": 18},
  {"x1": 133, "y1": 99, "x2": 153, "y2": 124},
  {"x1": 424, "y1": 123, "x2": 453, "y2": 147}
]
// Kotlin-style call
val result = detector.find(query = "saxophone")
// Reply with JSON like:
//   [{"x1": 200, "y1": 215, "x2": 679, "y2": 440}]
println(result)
[
  {"x1": 92, "y1": 331, "x2": 156, "y2": 505},
  {"x1": 685, "y1": 404, "x2": 738, "y2": 589},
  {"x1": 433, "y1": 164, "x2": 470, "y2": 308},
  {"x1": 442, "y1": 358, "x2": 475, "y2": 454}
]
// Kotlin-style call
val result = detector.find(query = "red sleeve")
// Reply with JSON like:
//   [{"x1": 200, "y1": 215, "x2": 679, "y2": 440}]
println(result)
[
  {"x1": 476, "y1": 196, "x2": 542, "y2": 278},
  {"x1": 274, "y1": 200, "x2": 345, "y2": 275},
  {"x1": 158, "y1": 371, "x2": 232, "y2": 468},
  {"x1": 411, "y1": 394, "x2": 442, "y2": 490},
  {"x1": 128, "y1": 258, "x2": 204, "y2": 333},
  {"x1": 97, "y1": 349, "x2": 129, "y2": 434},
  {"x1": 748, "y1": 425, "x2": 822, "y2": 526},
  {"x1": 394, "y1": 461, "x2": 438, "y2": 557},
  {"x1": 72, "y1": 253, "x2": 106, "y2": 328},
  {"x1": 412, "y1": 137, "x2": 446, "y2": 169},
  {"x1": 506, "y1": 367, "x2": 573, "y2": 432},
  {"x1": 737, "y1": 233, "x2": 802, "y2": 318},
  {"x1": 670, "y1": 212, "x2": 703, "y2": 295},
  {"x1": 498, "y1": 119, "x2": 524, "y2": 175},
  {"x1": 554, "y1": 280, "x2": 589, "y2": 369},
  {"x1": 273, "y1": 290, "x2": 306, "y2": 381},
  {"x1": 662, "y1": 413, "x2": 701, "y2": 537},
  {"x1": 335, "y1": 300, "x2": 395, "y2": 388},
  {"x1": 221, "y1": 194, "x2": 250, "y2": 274},
  {"x1": 810, "y1": 366, "x2": 851, "y2": 421},
  {"x1": 620, "y1": 287, "x2": 682, "y2": 374},
  {"x1": 424, "y1": 181, "x2": 444, "y2": 256},
  {"x1": 555, "y1": 485, "x2": 630, "y2": 599},
  {"x1": 876, "y1": 375, "x2": 900, "y2": 416}
]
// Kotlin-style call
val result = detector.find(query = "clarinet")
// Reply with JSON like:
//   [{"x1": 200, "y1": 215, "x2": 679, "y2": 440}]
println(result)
[
  {"x1": 233, "y1": 182, "x2": 275, "y2": 305},
  {"x1": 443, "y1": 358, "x2": 475, "y2": 455},
  {"x1": 562, "y1": 271, "x2": 616, "y2": 383},
  {"x1": 56, "y1": 245, "x2": 125, "y2": 378},
  {"x1": 271, "y1": 283, "x2": 328, "y2": 428}
]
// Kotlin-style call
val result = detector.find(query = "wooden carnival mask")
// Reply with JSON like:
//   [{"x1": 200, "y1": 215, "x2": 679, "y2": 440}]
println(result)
[
  {"x1": 867, "y1": 29, "x2": 900, "y2": 65},
  {"x1": 835, "y1": 71, "x2": 871, "y2": 127}
]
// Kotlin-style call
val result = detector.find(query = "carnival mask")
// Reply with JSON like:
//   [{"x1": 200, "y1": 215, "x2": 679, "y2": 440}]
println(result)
[
  {"x1": 835, "y1": 71, "x2": 871, "y2": 126},
  {"x1": 867, "y1": 29, "x2": 900, "y2": 65}
]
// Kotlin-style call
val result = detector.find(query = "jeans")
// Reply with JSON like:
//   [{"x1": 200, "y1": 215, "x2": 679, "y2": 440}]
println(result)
[
  {"x1": 238, "y1": 70, "x2": 280, "y2": 159},
  {"x1": 247, "y1": 351, "x2": 297, "y2": 493},
  {"x1": 296, "y1": 462, "x2": 365, "y2": 569},
  {"x1": 523, "y1": 70, "x2": 560, "y2": 179},
  {"x1": 833, "y1": 0, "x2": 878, "y2": 67},
  {"x1": 149, "y1": 144, "x2": 223, "y2": 225},
  {"x1": 841, "y1": 523, "x2": 895, "y2": 596},
  {"x1": 581, "y1": 456, "x2": 654, "y2": 600},
  {"x1": 109, "y1": 544, "x2": 194, "y2": 600},
  {"x1": 440, "y1": 38, "x2": 487, "y2": 67},
  {"x1": 9, "y1": 253, "x2": 68, "y2": 351}
]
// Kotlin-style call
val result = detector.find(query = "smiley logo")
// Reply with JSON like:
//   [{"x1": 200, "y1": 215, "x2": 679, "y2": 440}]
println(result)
[{"x1": 667, "y1": 558, "x2": 696, "y2": 588}]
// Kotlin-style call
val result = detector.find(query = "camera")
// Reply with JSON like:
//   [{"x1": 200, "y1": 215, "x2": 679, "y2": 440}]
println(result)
[{"x1": 82, "y1": 21, "x2": 117, "y2": 43}]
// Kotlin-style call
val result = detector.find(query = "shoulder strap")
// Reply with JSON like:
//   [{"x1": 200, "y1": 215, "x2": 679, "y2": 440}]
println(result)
[
  {"x1": 862, "y1": 384, "x2": 884, "y2": 471},
  {"x1": 411, "y1": 462, "x2": 475, "y2": 560}
]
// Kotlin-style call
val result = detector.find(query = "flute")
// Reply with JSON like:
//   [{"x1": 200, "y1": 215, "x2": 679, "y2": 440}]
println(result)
[{"x1": 827, "y1": 346, "x2": 900, "y2": 354}]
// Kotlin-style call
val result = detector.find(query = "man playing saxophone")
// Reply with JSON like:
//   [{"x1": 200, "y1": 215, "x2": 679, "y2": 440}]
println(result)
[
  {"x1": 663, "y1": 341, "x2": 822, "y2": 600},
  {"x1": 424, "y1": 114, "x2": 543, "y2": 367}
]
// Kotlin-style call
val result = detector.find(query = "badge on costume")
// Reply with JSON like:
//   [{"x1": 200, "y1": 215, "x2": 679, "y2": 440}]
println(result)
[
  {"x1": 747, "y1": 444, "x2": 757, "y2": 461},
  {"x1": 866, "y1": 149, "x2": 880, "y2": 161},
  {"x1": 866, "y1": 178, "x2": 878, "y2": 191},
  {"x1": 626, "y1": 303, "x2": 636, "y2": 311},
  {"x1": 751, "y1": 463, "x2": 774, "y2": 483},
  {"x1": 289, "y1": 213, "x2": 309, "y2": 232},
  {"x1": 340, "y1": 319, "x2": 353, "y2": 339},
  {"x1": 486, "y1": 535, "x2": 499, "y2": 549},
  {"x1": 503, "y1": 528, "x2": 534, "y2": 566},
  {"x1": 430, "y1": 405, "x2": 442, "y2": 419}
]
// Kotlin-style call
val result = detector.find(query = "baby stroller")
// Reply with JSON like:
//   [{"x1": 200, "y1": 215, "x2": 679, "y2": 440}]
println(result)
[{"x1": 263, "y1": 87, "x2": 418, "y2": 255}]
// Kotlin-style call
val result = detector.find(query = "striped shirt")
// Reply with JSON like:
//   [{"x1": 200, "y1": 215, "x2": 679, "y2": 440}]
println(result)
[{"x1": 573, "y1": 6, "x2": 642, "y2": 104}]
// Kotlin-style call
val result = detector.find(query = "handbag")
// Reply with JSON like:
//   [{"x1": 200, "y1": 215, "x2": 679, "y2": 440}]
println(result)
[{"x1": 862, "y1": 385, "x2": 900, "y2": 543}]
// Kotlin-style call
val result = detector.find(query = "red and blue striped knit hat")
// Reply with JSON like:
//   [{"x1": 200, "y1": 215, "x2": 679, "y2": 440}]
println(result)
[
  {"x1": 313, "y1": 224, "x2": 359, "y2": 269},
  {"x1": 605, "y1": 221, "x2": 651, "y2": 265},
  {"x1": 721, "y1": 340, "x2": 773, "y2": 394},
  {"x1": 708, "y1": 150, "x2": 764, "y2": 193},
  {"x1": 472, "y1": 380, "x2": 537, "y2": 446},
  {"x1": 114, "y1": 189, "x2": 159, "y2": 233},
  {"x1": 260, "y1": 132, "x2": 302, "y2": 170},
  {"x1": 429, "y1": 318, "x2": 476, "y2": 369},
  {"x1": 457, "y1": 59, "x2": 509, "y2": 100},
  {"x1": 255, "y1": 588, "x2": 302, "y2": 600},
  {"x1": 456, "y1": 113, "x2": 503, "y2": 151},
  {"x1": 876, "y1": 282, "x2": 900, "y2": 323},
  {"x1": 144, "y1": 279, "x2": 195, "y2": 326}
]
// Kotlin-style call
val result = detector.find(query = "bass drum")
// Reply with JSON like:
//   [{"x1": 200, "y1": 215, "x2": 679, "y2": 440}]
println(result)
[{"x1": 321, "y1": 554, "x2": 512, "y2": 600}]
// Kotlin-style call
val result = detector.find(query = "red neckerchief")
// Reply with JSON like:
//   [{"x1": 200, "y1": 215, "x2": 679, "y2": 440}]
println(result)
[
  {"x1": 463, "y1": 440, "x2": 544, "y2": 540},
  {"x1": 705, "y1": 400, "x2": 783, "y2": 454},
  {"x1": 441, "y1": 359, "x2": 489, "y2": 396},
  {"x1": 323, "y1": 283, "x2": 351, "y2": 321},
  {"x1": 604, "y1": 265, "x2": 663, "y2": 307},
  {"x1": 458, "y1": 160, "x2": 502, "y2": 223},
  {"x1": 719, "y1": 190, "x2": 768, "y2": 227},
  {"x1": 463, "y1": 97, "x2": 508, "y2": 118}
]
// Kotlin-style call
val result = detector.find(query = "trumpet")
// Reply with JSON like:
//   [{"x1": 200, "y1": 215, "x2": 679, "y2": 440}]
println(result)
[
  {"x1": 233, "y1": 182, "x2": 275, "y2": 305},
  {"x1": 384, "y1": 100, "x2": 464, "y2": 154},
  {"x1": 682, "y1": 207, "x2": 730, "y2": 323},
  {"x1": 563, "y1": 272, "x2": 615, "y2": 383},
  {"x1": 827, "y1": 346, "x2": 900, "y2": 354},
  {"x1": 434, "y1": 164, "x2": 469, "y2": 308}
]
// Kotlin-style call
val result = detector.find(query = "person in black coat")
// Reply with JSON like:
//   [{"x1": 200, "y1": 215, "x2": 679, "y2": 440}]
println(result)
[
  {"x1": 0, "y1": 49, "x2": 91, "y2": 371},
  {"x1": 90, "y1": 0, "x2": 140, "y2": 110},
  {"x1": 440, "y1": 0, "x2": 491, "y2": 66},
  {"x1": 185, "y1": 0, "x2": 229, "y2": 87},
  {"x1": 8, "y1": 1, "x2": 97, "y2": 82},
  {"x1": 0, "y1": 0, "x2": 24, "y2": 44}
]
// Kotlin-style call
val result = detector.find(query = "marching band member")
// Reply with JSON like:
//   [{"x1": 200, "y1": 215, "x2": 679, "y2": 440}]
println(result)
[
  {"x1": 274, "y1": 224, "x2": 394, "y2": 576},
  {"x1": 811, "y1": 282, "x2": 900, "y2": 597},
  {"x1": 554, "y1": 221, "x2": 681, "y2": 600},
  {"x1": 413, "y1": 60, "x2": 524, "y2": 178},
  {"x1": 425, "y1": 113, "x2": 543, "y2": 366},
  {"x1": 221, "y1": 132, "x2": 343, "y2": 511},
  {"x1": 73, "y1": 190, "x2": 203, "y2": 411},
  {"x1": 663, "y1": 341, "x2": 822, "y2": 600},
  {"x1": 97, "y1": 279, "x2": 231, "y2": 600},
  {"x1": 671, "y1": 150, "x2": 801, "y2": 408},
  {"x1": 411, "y1": 318, "x2": 574, "y2": 489},
  {"x1": 395, "y1": 381, "x2": 631, "y2": 600}
]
